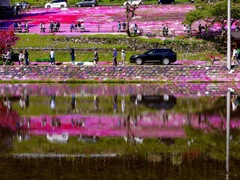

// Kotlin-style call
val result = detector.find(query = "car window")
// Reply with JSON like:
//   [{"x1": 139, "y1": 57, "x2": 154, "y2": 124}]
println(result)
[
  {"x1": 155, "y1": 49, "x2": 165, "y2": 53},
  {"x1": 156, "y1": 49, "x2": 170, "y2": 53},
  {"x1": 148, "y1": 50, "x2": 155, "y2": 54}
]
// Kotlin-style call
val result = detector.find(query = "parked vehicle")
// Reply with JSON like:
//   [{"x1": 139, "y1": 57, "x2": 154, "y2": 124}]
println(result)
[
  {"x1": 123, "y1": 0, "x2": 143, "y2": 6},
  {"x1": 76, "y1": 0, "x2": 98, "y2": 7},
  {"x1": 158, "y1": 0, "x2": 175, "y2": 4},
  {"x1": 0, "y1": 6, "x2": 15, "y2": 18},
  {"x1": 14, "y1": 1, "x2": 30, "y2": 9},
  {"x1": 45, "y1": 0, "x2": 67, "y2": 8},
  {"x1": 130, "y1": 48, "x2": 177, "y2": 65}
]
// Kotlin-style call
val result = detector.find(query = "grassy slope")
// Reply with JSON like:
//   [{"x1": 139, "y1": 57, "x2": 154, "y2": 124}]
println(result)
[{"x1": 12, "y1": 34, "x2": 223, "y2": 63}]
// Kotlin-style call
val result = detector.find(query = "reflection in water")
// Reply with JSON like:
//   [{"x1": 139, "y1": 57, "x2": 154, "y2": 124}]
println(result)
[
  {"x1": 71, "y1": 94, "x2": 76, "y2": 112},
  {"x1": 130, "y1": 94, "x2": 177, "y2": 110},
  {"x1": 93, "y1": 95, "x2": 99, "y2": 111},
  {"x1": 112, "y1": 94, "x2": 118, "y2": 113},
  {"x1": 0, "y1": 83, "x2": 240, "y2": 178},
  {"x1": 50, "y1": 94, "x2": 56, "y2": 110}
]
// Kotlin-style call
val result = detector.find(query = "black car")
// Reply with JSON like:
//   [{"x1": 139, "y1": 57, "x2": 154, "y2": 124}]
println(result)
[
  {"x1": 130, "y1": 48, "x2": 177, "y2": 65},
  {"x1": 76, "y1": 0, "x2": 98, "y2": 7},
  {"x1": 0, "y1": 6, "x2": 15, "y2": 18},
  {"x1": 158, "y1": 0, "x2": 175, "y2": 4}
]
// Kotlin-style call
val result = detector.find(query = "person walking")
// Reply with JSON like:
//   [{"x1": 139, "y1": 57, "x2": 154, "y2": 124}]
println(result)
[
  {"x1": 232, "y1": 47, "x2": 238, "y2": 65},
  {"x1": 70, "y1": 48, "x2": 76, "y2": 65},
  {"x1": 18, "y1": 50, "x2": 24, "y2": 65},
  {"x1": 236, "y1": 47, "x2": 240, "y2": 65},
  {"x1": 24, "y1": 49, "x2": 29, "y2": 65},
  {"x1": 165, "y1": 25, "x2": 169, "y2": 36},
  {"x1": 198, "y1": 23, "x2": 202, "y2": 37},
  {"x1": 4, "y1": 49, "x2": 11, "y2": 65},
  {"x1": 113, "y1": 48, "x2": 117, "y2": 66},
  {"x1": 50, "y1": 49, "x2": 55, "y2": 66},
  {"x1": 118, "y1": 21, "x2": 121, "y2": 32},
  {"x1": 122, "y1": 21, "x2": 126, "y2": 31},
  {"x1": 133, "y1": 23, "x2": 138, "y2": 35},
  {"x1": 94, "y1": 48, "x2": 99, "y2": 65},
  {"x1": 121, "y1": 49, "x2": 126, "y2": 66},
  {"x1": 70, "y1": 22, "x2": 74, "y2": 32},
  {"x1": 162, "y1": 24, "x2": 166, "y2": 36}
]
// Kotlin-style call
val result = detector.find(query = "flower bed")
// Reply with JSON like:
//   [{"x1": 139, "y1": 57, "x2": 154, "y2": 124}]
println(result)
[{"x1": 2, "y1": 5, "x2": 196, "y2": 36}]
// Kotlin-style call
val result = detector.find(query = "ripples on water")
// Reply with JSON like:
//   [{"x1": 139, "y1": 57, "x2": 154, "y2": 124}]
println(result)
[{"x1": 0, "y1": 83, "x2": 239, "y2": 179}]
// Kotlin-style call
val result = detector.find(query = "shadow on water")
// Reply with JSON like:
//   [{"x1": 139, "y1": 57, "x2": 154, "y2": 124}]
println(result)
[{"x1": 0, "y1": 83, "x2": 240, "y2": 179}]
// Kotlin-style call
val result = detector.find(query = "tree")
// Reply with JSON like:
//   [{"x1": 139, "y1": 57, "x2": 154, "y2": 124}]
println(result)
[
  {"x1": 184, "y1": 1, "x2": 240, "y2": 39},
  {"x1": 0, "y1": 30, "x2": 19, "y2": 55},
  {"x1": 125, "y1": 3, "x2": 139, "y2": 37}
]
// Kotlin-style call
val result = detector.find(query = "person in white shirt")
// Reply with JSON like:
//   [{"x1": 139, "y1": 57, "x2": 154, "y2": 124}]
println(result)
[
  {"x1": 3, "y1": 49, "x2": 11, "y2": 65},
  {"x1": 232, "y1": 47, "x2": 238, "y2": 65},
  {"x1": 121, "y1": 49, "x2": 126, "y2": 66},
  {"x1": 18, "y1": 50, "x2": 24, "y2": 65},
  {"x1": 50, "y1": 49, "x2": 55, "y2": 65}
]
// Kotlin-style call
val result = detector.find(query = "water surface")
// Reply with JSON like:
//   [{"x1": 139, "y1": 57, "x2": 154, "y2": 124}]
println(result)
[{"x1": 0, "y1": 83, "x2": 239, "y2": 179}]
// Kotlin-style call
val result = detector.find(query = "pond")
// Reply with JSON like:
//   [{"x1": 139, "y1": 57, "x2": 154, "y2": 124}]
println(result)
[{"x1": 0, "y1": 83, "x2": 239, "y2": 179}]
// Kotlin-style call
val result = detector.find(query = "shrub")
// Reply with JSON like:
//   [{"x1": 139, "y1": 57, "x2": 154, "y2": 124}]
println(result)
[
  {"x1": 0, "y1": 30, "x2": 19, "y2": 55},
  {"x1": 36, "y1": 57, "x2": 50, "y2": 62}
]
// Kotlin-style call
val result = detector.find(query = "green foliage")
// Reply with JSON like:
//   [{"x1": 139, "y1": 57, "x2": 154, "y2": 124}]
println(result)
[
  {"x1": 184, "y1": 1, "x2": 240, "y2": 28},
  {"x1": 36, "y1": 57, "x2": 50, "y2": 62}
]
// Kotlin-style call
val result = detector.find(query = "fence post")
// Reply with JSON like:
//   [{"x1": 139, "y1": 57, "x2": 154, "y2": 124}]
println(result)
[
  {"x1": 98, "y1": 24, "x2": 100, "y2": 32},
  {"x1": 112, "y1": 26, "x2": 114, "y2": 32}
]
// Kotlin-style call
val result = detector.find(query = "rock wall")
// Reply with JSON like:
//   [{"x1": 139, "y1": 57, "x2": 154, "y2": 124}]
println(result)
[
  {"x1": 0, "y1": 65, "x2": 235, "y2": 82},
  {"x1": 52, "y1": 37, "x2": 216, "y2": 52}
]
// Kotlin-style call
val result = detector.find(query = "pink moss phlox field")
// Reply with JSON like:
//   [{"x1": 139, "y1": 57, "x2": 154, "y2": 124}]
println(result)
[
  {"x1": 1, "y1": 4, "x2": 237, "y2": 35},
  {"x1": 2, "y1": 5, "x2": 199, "y2": 35}
]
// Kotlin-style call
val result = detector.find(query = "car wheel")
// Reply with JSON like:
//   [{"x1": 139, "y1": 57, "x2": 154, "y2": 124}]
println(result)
[
  {"x1": 136, "y1": 58, "x2": 143, "y2": 65},
  {"x1": 162, "y1": 58, "x2": 170, "y2": 65},
  {"x1": 60, "y1": 5, "x2": 64, "y2": 8},
  {"x1": 78, "y1": 4, "x2": 82, "y2": 7},
  {"x1": 92, "y1": 4, "x2": 95, "y2": 7},
  {"x1": 47, "y1": 5, "x2": 51, "y2": 8}
]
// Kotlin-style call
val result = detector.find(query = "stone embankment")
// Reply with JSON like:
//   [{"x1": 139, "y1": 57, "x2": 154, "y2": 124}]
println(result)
[{"x1": 0, "y1": 64, "x2": 238, "y2": 82}]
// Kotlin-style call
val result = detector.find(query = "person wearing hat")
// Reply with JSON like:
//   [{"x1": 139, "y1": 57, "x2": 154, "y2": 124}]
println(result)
[
  {"x1": 121, "y1": 49, "x2": 126, "y2": 67},
  {"x1": 113, "y1": 48, "x2": 117, "y2": 66}
]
